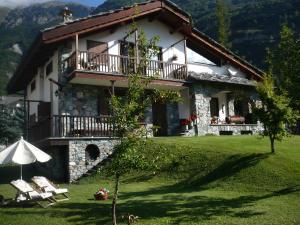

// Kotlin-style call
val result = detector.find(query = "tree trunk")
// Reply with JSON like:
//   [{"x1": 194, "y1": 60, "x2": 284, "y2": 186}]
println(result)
[
  {"x1": 270, "y1": 136, "x2": 275, "y2": 153},
  {"x1": 112, "y1": 174, "x2": 120, "y2": 225}
]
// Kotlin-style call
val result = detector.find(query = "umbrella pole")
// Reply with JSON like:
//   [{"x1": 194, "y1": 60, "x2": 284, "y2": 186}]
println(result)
[{"x1": 20, "y1": 164, "x2": 22, "y2": 180}]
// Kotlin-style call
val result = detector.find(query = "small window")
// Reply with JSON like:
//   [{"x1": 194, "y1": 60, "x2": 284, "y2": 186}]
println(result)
[
  {"x1": 30, "y1": 80, "x2": 36, "y2": 93},
  {"x1": 46, "y1": 61, "x2": 53, "y2": 76}
]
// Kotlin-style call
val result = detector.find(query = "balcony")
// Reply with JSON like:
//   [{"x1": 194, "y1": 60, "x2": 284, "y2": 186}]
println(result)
[
  {"x1": 63, "y1": 51, "x2": 188, "y2": 81},
  {"x1": 28, "y1": 115, "x2": 114, "y2": 142}
]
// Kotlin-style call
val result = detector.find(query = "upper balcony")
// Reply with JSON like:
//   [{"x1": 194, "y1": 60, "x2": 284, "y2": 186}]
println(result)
[{"x1": 62, "y1": 51, "x2": 188, "y2": 84}]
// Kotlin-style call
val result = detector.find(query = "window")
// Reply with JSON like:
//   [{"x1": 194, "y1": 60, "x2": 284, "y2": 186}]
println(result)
[
  {"x1": 30, "y1": 79, "x2": 36, "y2": 93},
  {"x1": 46, "y1": 61, "x2": 53, "y2": 76}
]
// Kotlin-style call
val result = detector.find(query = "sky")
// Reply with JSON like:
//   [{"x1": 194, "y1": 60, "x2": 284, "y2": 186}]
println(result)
[{"x1": 0, "y1": 0, "x2": 105, "y2": 8}]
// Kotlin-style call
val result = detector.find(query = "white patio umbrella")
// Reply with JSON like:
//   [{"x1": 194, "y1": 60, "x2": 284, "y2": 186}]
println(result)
[{"x1": 0, "y1": 137, "x2": 52, "y2": 180}]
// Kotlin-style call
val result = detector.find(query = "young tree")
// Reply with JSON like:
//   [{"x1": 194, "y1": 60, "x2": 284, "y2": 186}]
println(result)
[
  {"x1": 267, "y1": 24, "x2": 300, "y2": 110},
  {"x1": 108, "y1": 24, "x2": 180, "y2": 225},
  {"x1": 254, "y1": 73, "x2": 297, "y2": 153},
  {"x1": 216, "y1": 0, "x2": 231, "y2": 48}
]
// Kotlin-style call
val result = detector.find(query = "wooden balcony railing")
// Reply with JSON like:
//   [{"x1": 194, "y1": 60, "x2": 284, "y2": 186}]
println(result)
[
  {"x1": 52, "y1": 115, "x2": 113, "y2": 138},
  {"x1": 63, "y1": 51, "x2": 187, "y2": 80},
  {"x1": 28, "y1": 115, "x2": 114, "y2": 142}
]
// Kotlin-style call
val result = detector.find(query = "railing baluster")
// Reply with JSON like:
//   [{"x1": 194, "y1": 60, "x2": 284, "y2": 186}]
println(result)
[{"x1": 65, "y1": 50, "x2": 187, "y2": 81}]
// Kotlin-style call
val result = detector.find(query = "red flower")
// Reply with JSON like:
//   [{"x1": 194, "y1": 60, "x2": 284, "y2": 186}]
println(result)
[
  {"x1": 180, "y1": 119, "x2": 190, "y2": 126},
  {"x1": 190, "y1": 114, "x2": 197, "y2": 121}
]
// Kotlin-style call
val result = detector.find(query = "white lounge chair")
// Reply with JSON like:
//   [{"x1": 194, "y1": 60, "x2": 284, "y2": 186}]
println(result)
[
  {"x1": 32, "y1": 176, "x2": 69, "y2": 202},
  {"x1": 10, "y1": 179, "x2": 55, "y2": 208}
]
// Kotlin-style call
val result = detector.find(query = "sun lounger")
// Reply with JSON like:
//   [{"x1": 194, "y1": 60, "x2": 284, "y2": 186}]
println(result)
[
  {"x1": 10, "y1": 179, "x2": 55, "y2": 208},
  {"x1": 32, "y1": 176, "x2": 69, "y2": 202}
]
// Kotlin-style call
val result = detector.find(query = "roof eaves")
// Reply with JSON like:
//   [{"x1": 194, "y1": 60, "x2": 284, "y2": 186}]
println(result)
[{"x1": 42, "y1": 0, "x2": 158, "y2": 33}]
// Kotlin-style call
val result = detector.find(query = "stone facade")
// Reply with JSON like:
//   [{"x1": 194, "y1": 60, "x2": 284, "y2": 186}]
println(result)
[
  {"x1": 192, "y1": 82, "x2": 261, "y2": 136},
  {"x1": 59, "y1": 84, "x2": 102, "y2": 116},
  {"x1": 68, "y1": 139, "x2": 118, "y2": 182}
]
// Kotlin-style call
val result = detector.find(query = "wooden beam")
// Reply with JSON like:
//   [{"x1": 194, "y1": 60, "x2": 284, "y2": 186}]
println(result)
[
  {"x1": 135, "y1": 29, "x2": 139, "y2": 73},
  {"x1": 75, "y1": 33, "x2": 79, "y2": 70},
  {"x1": 184, "y1": 37, "x2": 187, "y2": 64}
]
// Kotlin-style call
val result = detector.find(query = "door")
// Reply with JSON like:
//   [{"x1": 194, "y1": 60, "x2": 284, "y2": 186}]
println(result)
[
  {"x1": 152, "y1": 102, "x2": 168, "y2": 136},
  {"x1": 120, "y1": 41, "x2": 135, "y2": 74},
  {"x1": 210, "y1": 97, "x2": 219, "y2": 117}
]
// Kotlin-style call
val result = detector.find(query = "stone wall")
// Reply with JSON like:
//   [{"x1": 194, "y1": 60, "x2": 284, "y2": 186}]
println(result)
[
  {"x1": 192, "y1": 82, "x2": 260, "y2": 136},
  {"x1": 68, "y1": 139, "x2": 118, "y2": 182},
  {"x1": 59, "y1": 84, "x2": 102, "y2": 116}
]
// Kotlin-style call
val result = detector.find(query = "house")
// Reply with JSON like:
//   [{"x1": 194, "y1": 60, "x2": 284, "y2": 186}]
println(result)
[{"x1": 7, "y1": 0, "x2": 264, "y2": 182}]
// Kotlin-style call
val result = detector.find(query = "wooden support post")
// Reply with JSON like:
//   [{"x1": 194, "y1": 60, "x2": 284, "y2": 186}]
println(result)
[
  {"x1": 23, "y1": 90, "x2": 28, "y2": 140},
  {"x1": 75, "y1": 33, "x2": 79, "y2": 70},
  {"x1": 184, "y1": 37, "x2": 188, "y2": 78},
  {"x1": 111, "y1": 80, "x2": 115, "y2": 96},
  {"x1": 134, "y1": 29, "x2": 139, "y2": 73},
  {"x1": 110, "y1": 80, "x2": 116, "y2": 137},
  {"x1": 184, "y1": 37, "x2": 188, "y2": 65},
  {"x1": 26, "y1": 100, "x2": 30, "y2": 141}
]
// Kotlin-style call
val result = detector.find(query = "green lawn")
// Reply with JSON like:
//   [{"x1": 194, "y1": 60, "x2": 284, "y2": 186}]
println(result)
[{"x1": 0, "y1": 136, "x2": 300, "y2": 225}]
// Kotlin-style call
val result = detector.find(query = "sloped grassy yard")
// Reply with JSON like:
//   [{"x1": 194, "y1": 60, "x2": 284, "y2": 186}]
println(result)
[{"x1": 0, "y1": 136, "x2": 300, "y2": 225}]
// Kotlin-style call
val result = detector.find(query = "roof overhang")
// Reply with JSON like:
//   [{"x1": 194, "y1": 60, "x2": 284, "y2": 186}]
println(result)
[{"x1": 7, "y1": 0, "x2": 264, "y2": 94}]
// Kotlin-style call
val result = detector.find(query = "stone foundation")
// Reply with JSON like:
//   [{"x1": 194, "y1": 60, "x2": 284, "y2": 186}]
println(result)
[
  {"x1": 68, "y1": 139, "x2": 118, "y2": 182},
  {"x1": 192, "y1": 83, "x2": 261, "y2": 136}
]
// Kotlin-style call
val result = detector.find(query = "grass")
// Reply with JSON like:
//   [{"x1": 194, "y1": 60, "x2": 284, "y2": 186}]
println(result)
[{"x1": 0, "y1": 135, "x2": 300, "y2": 225}]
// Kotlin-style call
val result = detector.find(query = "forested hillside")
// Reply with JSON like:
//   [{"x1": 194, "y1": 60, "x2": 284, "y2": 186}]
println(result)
[{"x1": 0, "y1": 1, "x2": 90, "y2": 95}]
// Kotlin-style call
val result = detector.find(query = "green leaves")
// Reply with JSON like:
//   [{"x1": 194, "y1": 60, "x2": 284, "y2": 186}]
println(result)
[
  {"x1": 0, "y1": 104, "x2": 24, "y2": 144},
  {"x1": 254, "y1": 73, "x2": 298, "y2": 152},
  {"x1": 109, "y1": 24, "x2": 180, "y2": 176},
  {"x1": 267, "y1": 24, "x2": 300, "y2": 109},
  {"x1": 216, "y1": 0, "x2": 231, "y2": 48}
]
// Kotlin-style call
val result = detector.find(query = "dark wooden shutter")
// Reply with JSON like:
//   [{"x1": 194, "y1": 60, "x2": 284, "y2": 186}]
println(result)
[{"x1": 87, "y1": 40, "x2": 108, "y2": 53}]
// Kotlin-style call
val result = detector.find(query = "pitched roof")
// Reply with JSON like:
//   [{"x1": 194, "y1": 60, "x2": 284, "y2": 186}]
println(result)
[{"x1": 7, "y1": 0, "x2": 263, "y2": 94}]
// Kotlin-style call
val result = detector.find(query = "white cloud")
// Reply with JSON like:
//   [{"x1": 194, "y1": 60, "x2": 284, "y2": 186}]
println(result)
[{"x1": 0, "y1": 0, "x2": 52, "y2": 8}]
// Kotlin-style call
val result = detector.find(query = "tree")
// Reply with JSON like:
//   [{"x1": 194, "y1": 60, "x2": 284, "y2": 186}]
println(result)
[
  {"x1": 267, "y1": 24, "x2": 300, "y2": 110},
  {"x1": 254, "y1": 73, "x2": 297, "y2": 153},
  {"x1": 0, "y1": 103, "x2": 24, "y2": 145},
  {"x1": 108, "y1": 24, "x2": 180, "y2": 225},
  {"x1": 216, "y1": 0, "x2": 231, "y2": 48}
]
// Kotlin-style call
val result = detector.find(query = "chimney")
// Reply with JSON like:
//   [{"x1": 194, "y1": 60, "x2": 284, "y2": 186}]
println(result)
[{"x1": 59, "y1": 7, "x2": 73, "y2": 23}]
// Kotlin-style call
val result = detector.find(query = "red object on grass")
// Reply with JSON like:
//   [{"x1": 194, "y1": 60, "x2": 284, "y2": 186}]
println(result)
[{"x1": 94, "y1": 188, "x2": 109, "y2": 200}]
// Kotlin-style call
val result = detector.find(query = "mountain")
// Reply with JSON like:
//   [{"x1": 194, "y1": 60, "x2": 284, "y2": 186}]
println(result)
[
  {"x1": 93, "y1": 0, "x2": 300, "y2": 68},
  {"x1": 0, "y1": 7, "x2": 10, "y2": 24},
  {"x1": 0, "y1": 1, "x2": 90, "y2": 95}
]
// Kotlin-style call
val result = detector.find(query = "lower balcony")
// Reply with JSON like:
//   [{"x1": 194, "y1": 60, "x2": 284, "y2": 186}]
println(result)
[{"x1": 28, "y1": 115, "x2": 114, "y2": 142}]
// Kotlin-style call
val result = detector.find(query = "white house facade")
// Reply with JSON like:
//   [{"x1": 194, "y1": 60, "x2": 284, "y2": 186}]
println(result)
[{"x1": 7, "y1": 0, "x2": 264, "y2": 182}]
